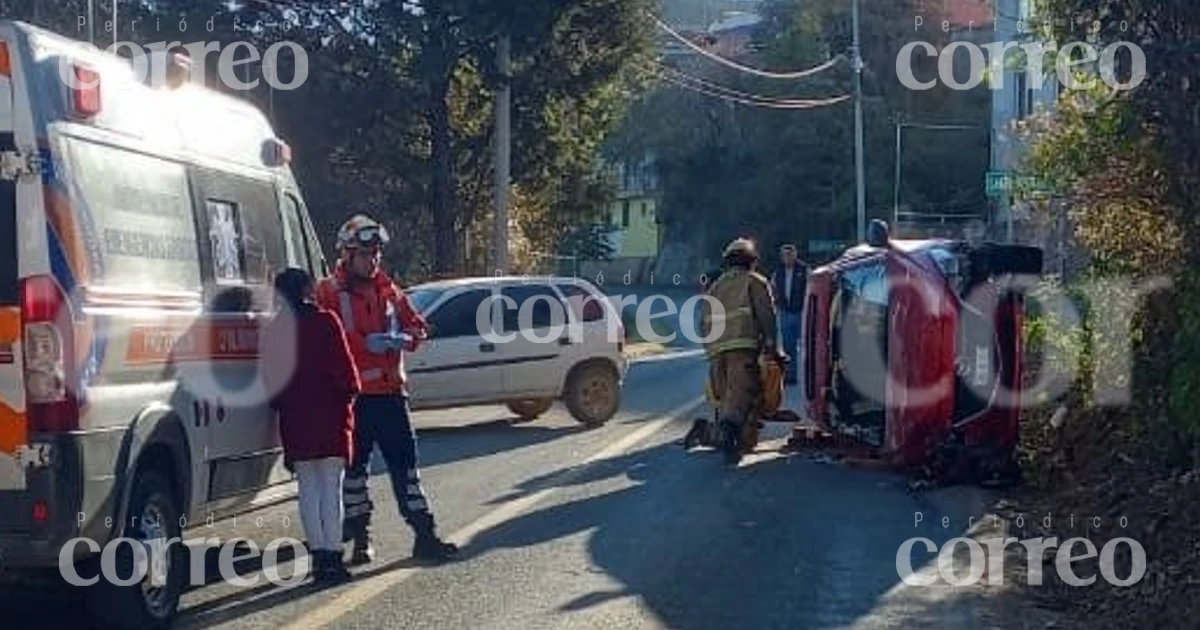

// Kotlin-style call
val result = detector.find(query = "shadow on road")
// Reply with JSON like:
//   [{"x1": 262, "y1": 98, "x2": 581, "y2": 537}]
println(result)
[
  {"x1": 398, "y1": 417, "x2": 590, "y2": 470},
  {"x1": 176, "y1": 556, "x2": 422, "y2": 630},
  {"x1": 460, "y1": 441, "x2": 1025, "y2": 629}
]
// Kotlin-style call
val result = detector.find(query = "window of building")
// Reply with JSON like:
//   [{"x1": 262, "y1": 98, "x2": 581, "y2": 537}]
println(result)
[
  {"x1": 1014, "y1": 72, "x2": 1033, "y2": 120},
  {"x1": 621, "y1": 201, "x2": 630, "y2": 228}
]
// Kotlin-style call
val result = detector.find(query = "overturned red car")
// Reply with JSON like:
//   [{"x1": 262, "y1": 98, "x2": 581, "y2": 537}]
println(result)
[{"x1": 798, "y1": 224, "x2": 1043, "y2": 483}]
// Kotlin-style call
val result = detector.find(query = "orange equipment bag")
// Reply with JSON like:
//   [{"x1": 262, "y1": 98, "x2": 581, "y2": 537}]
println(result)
[{"x1": 759, "y1": 354, "x2": 784, "y2": 415}]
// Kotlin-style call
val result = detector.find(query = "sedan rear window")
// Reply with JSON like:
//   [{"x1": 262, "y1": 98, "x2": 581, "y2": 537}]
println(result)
[{"x1": 556, "y1": 283, "x2": 605, "y2": 322}]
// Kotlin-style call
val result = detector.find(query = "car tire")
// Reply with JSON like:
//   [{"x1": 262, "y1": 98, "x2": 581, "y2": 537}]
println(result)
[
  {"x1": 506, "y1": 398, "x2": 554, "y2": 421},
  {"x1": 87, "y1": 469, "x2": 185, "y2": 630},
  {"x1": 564, "y1": 363, "x2": 621, "y2": 427}
]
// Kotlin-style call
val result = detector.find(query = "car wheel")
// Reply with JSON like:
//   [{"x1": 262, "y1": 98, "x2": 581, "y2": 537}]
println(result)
[
  {"x1": 506, "y1": 398, "x2": 554, "y2": 421},
  {"x1": 564, "y1": 363, "x2": 621, "y2": 427},
  {"x1": 87, "y1": 469, "x2": 185, "y2": 630}
]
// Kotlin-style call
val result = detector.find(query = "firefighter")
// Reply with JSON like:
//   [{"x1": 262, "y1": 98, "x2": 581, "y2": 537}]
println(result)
[
  {"x1": 700, "y1": 238, "x2": 782, "y2": 464},
  {"x1": 316, "y1": 214, "x2": 459, "y2": 565}
]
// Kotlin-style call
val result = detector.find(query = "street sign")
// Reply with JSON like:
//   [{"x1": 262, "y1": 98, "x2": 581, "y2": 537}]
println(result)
[{"x1": 985, "y1": 171, "x2": 1010, "y2": 198}]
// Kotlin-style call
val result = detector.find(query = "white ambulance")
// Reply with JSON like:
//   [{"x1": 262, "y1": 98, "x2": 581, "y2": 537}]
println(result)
[{"x1": 0, "y1": 21, "x2": 324, "y2": 628}]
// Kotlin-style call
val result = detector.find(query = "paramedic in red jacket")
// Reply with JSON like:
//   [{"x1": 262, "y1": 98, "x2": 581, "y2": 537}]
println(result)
[
  {"x1": 316, "y1": 214, "x2": 459, "y2": 565},
  {"x1": 262, "y1": 268, "x2": 360, "y2": 583}
]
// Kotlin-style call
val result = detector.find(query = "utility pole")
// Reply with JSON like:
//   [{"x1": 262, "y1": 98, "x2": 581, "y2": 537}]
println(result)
[
  {"x1": 88, "y1": 0, "x2": 95, "y2": 45},
  {"x1": 893, "y1": 121, "x2": 902, "y2": 230},
  {"x1": 851, "y1": 0, "x2": 866, "y2": 242},
  {"x1": 493, "y1": 34, "x2": 512, "y2": 274},
  {"x1": 112, "y1": 0, "x2": 117, "y2": 46}
]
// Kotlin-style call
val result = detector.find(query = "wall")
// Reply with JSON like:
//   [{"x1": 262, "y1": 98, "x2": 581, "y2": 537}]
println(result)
[
  {"x1": 990, "y1": 0, "x2": 1058, "y2": 238},
  {"x1": 605, "y1": 196, "x2": 660, "y2": 259}
]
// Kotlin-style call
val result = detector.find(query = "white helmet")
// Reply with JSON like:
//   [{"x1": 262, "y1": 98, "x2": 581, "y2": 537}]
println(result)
[{"x1": 336, "y1": 214, "x2": 391, "y2": 251}]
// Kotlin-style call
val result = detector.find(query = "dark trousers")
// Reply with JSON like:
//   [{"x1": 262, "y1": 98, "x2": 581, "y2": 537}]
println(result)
[
  {"x1": 343, "y1": 393, "x2": 436, "y2": 543},
  {"x1": 779, "y1": 310, "x2": 802, "y2": 380}
]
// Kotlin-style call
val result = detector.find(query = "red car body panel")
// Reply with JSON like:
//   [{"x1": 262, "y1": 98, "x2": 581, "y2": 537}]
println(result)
[{"x1": 803, "y1": 239, "x2": 1041, "y2": 468}]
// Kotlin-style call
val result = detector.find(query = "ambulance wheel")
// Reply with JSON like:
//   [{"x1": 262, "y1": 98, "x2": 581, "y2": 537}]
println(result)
[
  {"x1": 565, "y1": 363, "x2": 621, "y2": 427},
  {"x1": 87, "y1": 469, "x2": 185, "y2": 630},
  {"x1": 507, "y1": 399, "x2": 554, "y2": 422}
]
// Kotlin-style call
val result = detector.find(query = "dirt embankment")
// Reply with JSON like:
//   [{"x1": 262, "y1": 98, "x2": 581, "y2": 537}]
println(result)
[{"x1": 1001, "y1": 400, "x2": 1200, "y2": 629}]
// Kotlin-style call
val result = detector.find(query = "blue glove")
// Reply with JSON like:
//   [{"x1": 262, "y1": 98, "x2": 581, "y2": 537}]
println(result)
[{"x1": 366, "y1": 332, "x2": 412, "y2": 355}]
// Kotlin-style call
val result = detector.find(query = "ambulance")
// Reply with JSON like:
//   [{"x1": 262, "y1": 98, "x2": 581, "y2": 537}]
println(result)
[{"x1": 0, "y1": 21, "x2": 324, "y2": 627}]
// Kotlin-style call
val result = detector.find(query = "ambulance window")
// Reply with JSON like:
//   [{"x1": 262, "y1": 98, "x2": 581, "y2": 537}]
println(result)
[
  {"x1": 280, "y1": 193, "x2": 311, "y2": 272},
  {"x1": 65, "y1": 138, "x2": 201, "y2": 293},
  {"x1": 236, "y1": 195, "x2": 288, "y2": 291},
  {"x1": 205, "y1": 199, "x2": 246, "y2": 285}
]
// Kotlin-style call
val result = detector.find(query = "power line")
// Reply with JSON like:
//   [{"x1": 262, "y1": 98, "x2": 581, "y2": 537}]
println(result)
[
  {"x1": 651, "y1": 61, "x2": 850, "y2": 107},
  {"x1": 647, "y1": 67, "x2": 850, "y2": 109},
  {"x1": 650, "y1": 12, "x2": 845, "y2": 80}
]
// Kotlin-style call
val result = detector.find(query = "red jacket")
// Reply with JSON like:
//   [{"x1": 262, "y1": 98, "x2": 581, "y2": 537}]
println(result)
[
  {"x1": 262, "y1": 304, "x2": 361, "y2": 465},
  {"x1": 315, "y1": 262, "x2": 429, "y2": 395}
]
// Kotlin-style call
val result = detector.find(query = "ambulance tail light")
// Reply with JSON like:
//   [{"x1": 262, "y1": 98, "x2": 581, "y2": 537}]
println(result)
[
  {"x1": 21, "y1": 275, "x2": 79, "y2": 432},
  {"x1": 70, "y1": 64, "x2": 101, "y2": 118}
]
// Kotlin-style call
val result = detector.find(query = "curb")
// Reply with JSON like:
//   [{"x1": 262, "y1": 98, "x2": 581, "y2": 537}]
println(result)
[{"x1": 629, "y1": 348, "x2": 705, "y2": 364}]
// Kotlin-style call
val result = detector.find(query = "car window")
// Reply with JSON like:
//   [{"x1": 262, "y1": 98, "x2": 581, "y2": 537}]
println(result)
[
  {"x1": 556, "y1": 283, "x2": 605, "y2": 322},
  {"x1": 408, "y1": 288, "x2": 444, "y2": 314},
  {"x1": 428, "y1": 289, "x2": 492, "y2": 339},
  {"x1": 502, "y1": 284, "x2": 568, "y2": 331},
  {"x1": 841, "y1": 261, "x2": 888, "y2": 307}
]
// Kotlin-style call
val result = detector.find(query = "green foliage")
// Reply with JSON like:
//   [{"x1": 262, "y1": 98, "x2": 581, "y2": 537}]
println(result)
[
  {"x1": 1019, "y1": 0, "x2": 1200, "y2": 454},
  {"x1": 558, "y1": 223, "x2": 619, "y2": 262},
  {"x1": 608, "y1": 0, "x2": 991, "y2": 259},
  {"x1": 3, "y1": 1, "x2": 653, "y2": 279}
]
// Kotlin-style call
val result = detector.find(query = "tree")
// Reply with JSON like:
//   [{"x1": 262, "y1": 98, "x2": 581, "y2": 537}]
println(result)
[{"x1": 607, "y1": 0, "x2": 991, "y2": 262}]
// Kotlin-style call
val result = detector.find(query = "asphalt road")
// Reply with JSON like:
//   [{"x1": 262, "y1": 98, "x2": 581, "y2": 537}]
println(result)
[{"x1": 5, "y1": 352, "x2": 1055, "y2": 630}]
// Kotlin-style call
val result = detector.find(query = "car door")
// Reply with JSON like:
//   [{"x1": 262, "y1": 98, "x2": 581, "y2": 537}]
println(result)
[
  {"x1": 498, "y1": 283, "x2": 571, "y2": 398},
  {"x1": 407, "y1": 286, "x2": 506, "y2": 409}
]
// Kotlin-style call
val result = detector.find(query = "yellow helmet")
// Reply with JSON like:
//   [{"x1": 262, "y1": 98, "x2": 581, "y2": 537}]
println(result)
[{"x1": 722, "y1": 237, "x2": 758, "y2": 260}]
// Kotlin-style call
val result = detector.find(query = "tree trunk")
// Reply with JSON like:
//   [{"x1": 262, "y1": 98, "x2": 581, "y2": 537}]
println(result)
[{"x1": 428, "y1": 29, "x2": 458, "y2": 276}]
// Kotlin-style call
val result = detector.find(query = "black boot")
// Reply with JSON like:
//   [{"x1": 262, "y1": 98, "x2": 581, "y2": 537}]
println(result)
[
  {"x1": 310, "y1": 550, "x2": 329, "y2": 582},
  {"x1": 413, "y1": 534, "x2": 459, "y2": 563},
  {"x1": 323, "y1": 550, "x2": 352, "y2": 583},
  {"x1": 719, "y1": 420, "x2": 742, "y2": 466},
  {"x1": 411, "y1": 514, "x2": 458, "y2": 563},
  {"x1": 349, "y1": 536, "x2": 375, "y2": 566}
]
